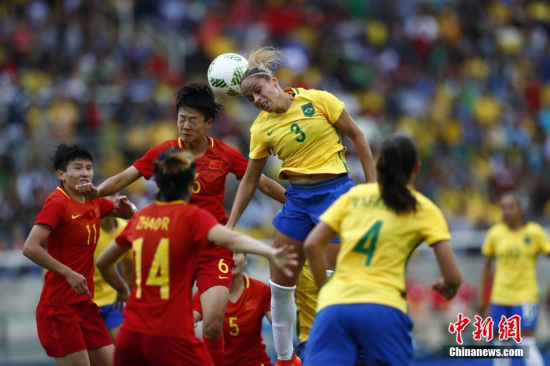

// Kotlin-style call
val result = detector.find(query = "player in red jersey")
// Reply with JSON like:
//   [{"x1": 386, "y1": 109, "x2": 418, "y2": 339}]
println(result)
[
  {"x1": 96, "y1": 149, "x2": 296, "y2": 366},
  {"x1": 22, "y1": 143, "x2": 136, "y2": 366},
  {"x1": 78, "y1": 82, "x2": 285, "y2": 366},
  {"x1": 193, "y1": 252, "x2": 273, "y2": 366}
]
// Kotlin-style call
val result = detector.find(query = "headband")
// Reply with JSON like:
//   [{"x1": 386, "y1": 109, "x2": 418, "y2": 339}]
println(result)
[{"x1": 240, "y1": 71, "x2": 273, "y2": 85}]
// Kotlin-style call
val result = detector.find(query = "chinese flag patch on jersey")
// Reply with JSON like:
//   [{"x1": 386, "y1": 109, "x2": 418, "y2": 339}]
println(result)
[{"x1": 209, "y1": 160, "x2": 222, "y2": 170}]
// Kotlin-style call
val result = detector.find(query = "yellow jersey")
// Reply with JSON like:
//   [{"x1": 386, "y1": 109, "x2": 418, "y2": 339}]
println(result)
[
  {"x1": 249, "y1": 88, "x2": 348, "y2": 179},
  {"x1": 317, "y1": 183, "x2": 451, "y2": 314},
  {"x1": 93, "y1": 218, "x2": 131, "y2": 307},
  {"x1": 481, "y1": 222, "x2": 550, "y2": 305},
  {"x1": 295, "y1": 263, "x2": 318, "y2": 343}
]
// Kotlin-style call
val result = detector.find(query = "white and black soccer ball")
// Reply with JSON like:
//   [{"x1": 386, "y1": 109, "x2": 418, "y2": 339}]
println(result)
[{"x1": 207, "y1": 53, "x2": 248, "y2": 97}]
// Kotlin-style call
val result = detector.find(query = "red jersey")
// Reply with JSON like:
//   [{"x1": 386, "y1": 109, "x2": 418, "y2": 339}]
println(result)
[
  {"x1": 116, "y1": 201, "x2": 218, "y2": 338},
  {"x1": 193, "y1": 277, "x2": 273, "y2": 366},
  {"x1": 132, "y1": 136, "x2": 248, "y2": 224},
  {"x1": 35, "y1": 186, "x2": 114, "y2": 305}
]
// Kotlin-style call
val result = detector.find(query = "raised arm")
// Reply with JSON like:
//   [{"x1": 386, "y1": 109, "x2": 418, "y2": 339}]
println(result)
[
  {"x1": 333, "y1": 109, "x2": 376, "y2": 183},
  {"x1": 431, "y1": 240, "x2": 462, "y2": 300},
  {"x1": 258, "y1": 174, "x2": 286, "y2": 204},
  {"x1": 207, "y1": 224, "x2": 296, "y2": 276},
  {"x1": 23, "y1": 225, "x2": 91, "y2": 298},
  {"x1": 77, "y1": 166, "x2": 142, "y2": 199},
  {"x1": 303, "y1": 221, "x2": 337, "y2": 288},
  {"x1": 226, "y1": 157, "x2": 267, "y2": 229}
]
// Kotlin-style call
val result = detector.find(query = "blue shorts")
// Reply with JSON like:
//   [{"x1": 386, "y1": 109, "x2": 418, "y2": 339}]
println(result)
[
  {"x1": 305, "y1": 304, "x2": 414, "y2": 366},
  {"x1": 99, "y1": 303, "x2": 124, "y2": 331},
  {"x1": 273, "y1": 174, "x2": 354, "y2": 242},
  {"x1": 490, "y1": 304, "x2": 538, "y2": 331}
]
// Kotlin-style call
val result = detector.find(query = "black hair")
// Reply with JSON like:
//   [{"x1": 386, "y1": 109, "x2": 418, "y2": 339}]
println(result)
[
  {"x1": 154, "y1": 148, "x2": 195, "y2": 202},
  {"x1": 376, "y1": 134, "x2": 419, "y2": 214},
  {"x1": 175, "y1": 82, "x2": 224, "y2": 121},
  {"x1": 52, "y1": 143, "x2": 93, "y2": 172}
]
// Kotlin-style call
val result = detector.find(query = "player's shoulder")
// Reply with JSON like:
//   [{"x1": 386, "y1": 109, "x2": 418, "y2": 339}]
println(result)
[
  {"x1": 209, "y1": 136, "x2": 237, "y2": 151},
  {"x1": 296, "y1": 87, "x2": 336, "y2": 101},
  {"x1": 208, "y1": 137, "x2": 244, "y2": 158},
  {"x1": 349, "y1": 182, "x2": 378, "y2": 195},
  {"x1": 525, "y1": 221, "x2": 545, "y2": 234},
  {"x1": 48, "y1": 186, "x2": 71, "y2": 204},
  {"x1": 338, "y1": 183, "x2": 378, "y2": 203},
  {"x1": 246, "y1": 277, "x2": 270, "y2": 295},
  {"x1": 487, "y1": 222, "x2": 507, "y2": 236},
  {"x1": 412, "y1": 190, "x2": 439, "y2": 211},
  {"x1": 247, "y1": 277, "x2": 268, "y2": 288},
  {"x1": 151, "y1": 138, "x2": 180, "y2": 151}
]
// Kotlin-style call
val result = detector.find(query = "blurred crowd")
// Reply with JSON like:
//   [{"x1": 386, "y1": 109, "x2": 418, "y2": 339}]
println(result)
[{"x1": 2, "y1": 0, "x2": 550, "y2": 251}]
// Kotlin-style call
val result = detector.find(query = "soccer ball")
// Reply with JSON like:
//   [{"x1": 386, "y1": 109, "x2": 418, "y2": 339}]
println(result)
[{"x1": 207, "y1": 53, "x2": 248, "y2": 97}]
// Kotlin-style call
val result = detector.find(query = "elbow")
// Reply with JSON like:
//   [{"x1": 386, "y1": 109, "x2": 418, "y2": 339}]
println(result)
[
  {"x1": 95, "y1": 257, "x2": 108, "y2": 274},
  {"x1": 22, "y1": 244, "x2": 32, "y2": 259}
]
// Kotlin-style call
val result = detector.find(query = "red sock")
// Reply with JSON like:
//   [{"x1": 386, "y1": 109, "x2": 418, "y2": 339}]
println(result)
[{"x1": 203, "y1": 335, "x2": 224, "y2": 366}]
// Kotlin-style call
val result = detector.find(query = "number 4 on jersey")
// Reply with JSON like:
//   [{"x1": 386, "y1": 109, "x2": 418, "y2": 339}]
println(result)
[
  {"x1": 353, "y1": 221, "x2": 382, "y2": 266},
  {"x1": 133, "y1": 238, "x2": 170, "y2": 299}
]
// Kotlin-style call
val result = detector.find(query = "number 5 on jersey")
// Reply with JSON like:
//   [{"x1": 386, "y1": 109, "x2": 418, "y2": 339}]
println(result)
[
  {"x1": 229, "y1": 316, "x2": 239, "y2": 336},
  {"x1": 133, "y1": 238, "x2": 170, "y2": 299}
]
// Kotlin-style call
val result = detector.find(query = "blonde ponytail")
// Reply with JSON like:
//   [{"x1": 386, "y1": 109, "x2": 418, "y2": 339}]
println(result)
[{"x1": 241, "y1": 47, "x2": 283, "y2": 84}]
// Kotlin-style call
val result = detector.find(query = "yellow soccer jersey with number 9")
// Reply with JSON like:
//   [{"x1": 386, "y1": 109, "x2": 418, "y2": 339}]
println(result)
[{"x1": 249, "y1": 87, "x2": 349, "y2": 179}]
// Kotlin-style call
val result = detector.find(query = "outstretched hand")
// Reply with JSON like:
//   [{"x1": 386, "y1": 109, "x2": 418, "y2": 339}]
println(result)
[
  {"x1": 271, "y1": 245, "x2": 299, "y2": 278},
  {"x1": 76, "y1": 183, "x2": 99, "y2": 200},
  {"x1": 432, "y1": 277, "x2": 459, "y2": 300}
]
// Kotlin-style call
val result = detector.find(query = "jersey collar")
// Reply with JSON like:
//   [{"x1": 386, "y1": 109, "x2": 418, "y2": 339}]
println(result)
[
  {"x1": 177, "y1": 136, "x2": 215, "y2": 150},
  {"x1": 56, "y1": 185, "x2": 71, "y2": 200}
]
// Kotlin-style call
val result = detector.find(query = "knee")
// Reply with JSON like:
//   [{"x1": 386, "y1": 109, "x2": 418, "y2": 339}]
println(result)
[{"x1": 203, "y1": 318, "x2": 224, "y2": 338}]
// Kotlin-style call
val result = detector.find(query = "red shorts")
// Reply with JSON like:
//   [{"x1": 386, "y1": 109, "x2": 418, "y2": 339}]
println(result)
[
  {"x1": 195, "y1": 244, "x2": 234, "y2": 295},
  {"x1": 36, "y1": 300, "x2": 112, "y2": 357},
  {"x1": 114, "y1": 328, "x2": 214, "y2": 366}
]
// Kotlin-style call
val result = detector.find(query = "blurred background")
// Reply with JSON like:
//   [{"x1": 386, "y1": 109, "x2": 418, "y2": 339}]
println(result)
[{"x1": 2, "y1": 0, "x2": 550, "y2": 364}]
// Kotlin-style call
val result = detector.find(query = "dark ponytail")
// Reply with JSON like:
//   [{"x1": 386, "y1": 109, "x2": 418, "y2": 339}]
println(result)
[
  {"x1": 376, "y1": 134, "x2": 418, "y2": 214},
  {"x1": 154, "y1": 149, "x2": 195, "y2": 202}
]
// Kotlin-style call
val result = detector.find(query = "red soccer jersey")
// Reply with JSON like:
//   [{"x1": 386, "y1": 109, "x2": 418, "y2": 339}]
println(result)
[
  {"x1": 35, "y1": 186, "x2": 114, "y2": 305},
  {"x1": 116, "y1": 201, "x2": 218, "y2": 339},
  {"x1": 193, "y1": 277, "x2": 273, "y2": 366},
  {"x1": 132, "y1": 136, "x2": 248, "y2": 224}
]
